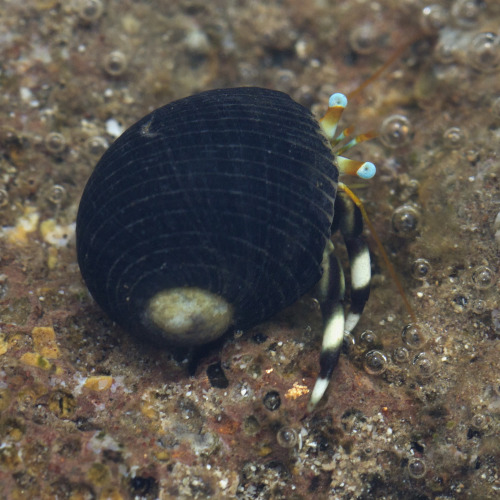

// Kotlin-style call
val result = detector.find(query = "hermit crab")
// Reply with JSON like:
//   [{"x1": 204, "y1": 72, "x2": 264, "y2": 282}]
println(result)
[{"x1": 76, "y1": 87, "x2": 375, "y2": 410}]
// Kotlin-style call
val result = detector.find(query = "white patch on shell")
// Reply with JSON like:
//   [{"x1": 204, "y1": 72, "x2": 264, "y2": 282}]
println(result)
[{"x1": 146, "y1": 287, "x2": 234, "y2": 345}]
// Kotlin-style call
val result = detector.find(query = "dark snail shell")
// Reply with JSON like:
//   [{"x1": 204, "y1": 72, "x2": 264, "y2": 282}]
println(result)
[{"x1": 76, "y1": 87, "x2": 338, "y2": 347}]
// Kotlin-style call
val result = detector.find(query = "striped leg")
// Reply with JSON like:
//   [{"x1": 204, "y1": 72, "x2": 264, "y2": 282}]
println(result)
[
  {"x1": 333, "y1": 189, "x2": 371, "y2": 334},
  {"x1": 307, "y1": 190, "x2": 371, "y2": 412},
  {"x1": 308, "y1": 240, "x2": 346, "y2": 412}
]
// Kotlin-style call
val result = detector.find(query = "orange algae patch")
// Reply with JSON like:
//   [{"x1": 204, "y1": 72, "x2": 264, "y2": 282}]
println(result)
[
  {"x1": 285, "y1": 382, "x2": 309, "y2": 400},
  {"x1": 84, "y1": 376, "x2": 114, "y2": 391},
  {"x1": 32, "y1": 326, "x2": 60, "y2": 359},
  {"x1": 20, "y1": 352, "x2": 53, "y2": 370},
  {"x1": 0, "y1": 334, "x2": 8, "y2": 355}
]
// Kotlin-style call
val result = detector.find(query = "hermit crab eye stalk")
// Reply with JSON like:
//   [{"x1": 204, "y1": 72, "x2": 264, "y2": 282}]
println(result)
[
  {"x1": 320, "y1": 93, "x2": 377, "y2": 180},
  {"x1": 320, "y1": 92, "x2": 348, "y2": 139}
]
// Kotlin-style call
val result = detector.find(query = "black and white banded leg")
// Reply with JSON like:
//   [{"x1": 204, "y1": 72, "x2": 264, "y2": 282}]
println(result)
[
  {"x1": 307, "y1": 186, "x2": 371, "y2": 411},
  {"x1": 335, "y1": 187, "x2": 371, "y2": 333}
]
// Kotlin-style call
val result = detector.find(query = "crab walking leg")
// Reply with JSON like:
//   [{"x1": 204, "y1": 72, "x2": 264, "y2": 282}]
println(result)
[
  {"x1": 308, "y1": 240, "x2": 346, "y2": 411},
  {"x1": 334, "y1": 187, "x2": 371, "y2": 333},
  {"x1": 307, "y1": 188, "x2": 373, "y2": 411}
]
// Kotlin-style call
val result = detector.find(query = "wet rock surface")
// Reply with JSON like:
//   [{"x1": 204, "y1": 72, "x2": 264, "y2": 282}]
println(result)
[{"x1": 0, "y1": 0, "x2": 498, "y2": 498}]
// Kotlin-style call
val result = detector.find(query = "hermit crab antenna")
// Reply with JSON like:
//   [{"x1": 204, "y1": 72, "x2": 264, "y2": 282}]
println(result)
[
  {"x1": 336, "y1": 130, "x2": 377, "y2": 155},
  {"x1": 319, "y1": 93, "x2": 348, "y2": 139},
  {"x1": 330, "y1": 126, "x2": 356, "y2": 148},
  {"x1": 346, "y1": 34, "x2": 423, "y2": 102}
]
